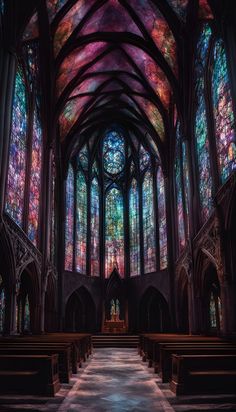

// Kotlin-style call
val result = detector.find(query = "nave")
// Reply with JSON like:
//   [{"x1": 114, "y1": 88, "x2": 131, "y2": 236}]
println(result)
[{"x1": 0, "y1": 342, "x2": 236, "y2": 412}]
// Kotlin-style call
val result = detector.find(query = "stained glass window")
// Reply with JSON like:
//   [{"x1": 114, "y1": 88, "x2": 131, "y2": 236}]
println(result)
[
  {"x1": 143, "y1": 171, "x2": 156, "y2": 273},
  {"x1": 24, "y1": 295, "x2": 30, "y2": 331},
  {"x1": 129, "y1": 179, "x2": 140, "y2": 276},
  {"x1": 28, "y1": 108, "x2": 42, "y2": 245},
  {"x1": 212, "y1": 39, "x2": 236, "y2": 183},
  {"x1": 175, "y1": 125, "x2": 186, "y2": 252},
  {"x1": 78, "y1": 145, "x2": 89, "y2": 171},
  {"x1": 50, "y1": 152, "x2": 56, "y2": 262},
  {"x1": 182, "y1": 141, "x2": 190, "y2": 238},
  {"x1": 91, "y1": 177, "x2": 100, "y2": 277},
  {"x1": 139, "y1": 145, "x2": 150, "y2": 172},
  {"x1": 157, "y1": 168, "x2": 167, "y2": 269},
  {"x1": 195, "y1": 24, "x2": 213, "y2": 222},
  {"x1": 209, "y1": 291, "x2": 217, "y2": 328},
  {"x1": 5, "y1": 67, "x2": 27, "y2": 227},
  {"x1": 75, "y1": 171, "x2": 87, "y2": 274},
  {"x1": 105, "y1": 188, "x2": 124, "y2": 278},
  {"x1": 103, "y1": 129, "x2": 125, "y2": 175},
  {"x1": 65, "y1": 164, "x2": 74, "y2": 271}
]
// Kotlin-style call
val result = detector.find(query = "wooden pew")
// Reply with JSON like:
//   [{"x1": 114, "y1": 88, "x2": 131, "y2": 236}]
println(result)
[
  {"x1": 159, "y1": 344, "x2": 236, "y2": 382},
  {"x1": 0, "y1": 343, "x2": 72, "y2": 383},
  {"x1": 0, "y1": 354, "x2": 60, "y2": 396},
  {"x1": 170, "y1": 354, "x2": 236, "y2": 395}
]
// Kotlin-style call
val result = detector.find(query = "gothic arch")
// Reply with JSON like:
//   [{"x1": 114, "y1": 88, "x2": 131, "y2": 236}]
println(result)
[
  {"x1": 139, "y1": 286, "x2": 170, "y2": 333},
  {"x1": 65, "y1": 286, "x2": 96, "y2": 332},
  {"x1": 17, "y1": 261, "x2": 41, "y2": 333}
]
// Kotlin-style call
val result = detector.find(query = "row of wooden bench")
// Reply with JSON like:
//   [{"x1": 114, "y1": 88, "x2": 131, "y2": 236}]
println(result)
[
  {"x1": 139, "y1": 333, "x2": 236, "y2": 395},
  {"x1": 0, "y1": 333, "x2": 92, "y2": 396}
]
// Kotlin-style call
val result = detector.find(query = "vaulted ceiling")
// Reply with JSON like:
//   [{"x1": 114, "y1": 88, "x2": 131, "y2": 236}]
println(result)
[{"x1": 17, "y1": 0, "x2": 213, "y2": 166}]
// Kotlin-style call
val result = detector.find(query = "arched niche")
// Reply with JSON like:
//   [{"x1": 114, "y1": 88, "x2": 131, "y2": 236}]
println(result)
[
  {"x1": 176, "y1": 268, "x2": 189, "y2": 333},
  {"x1": 139, "y1": 286, "x2": 170, "y2": 333},
  {"x1": 202, "y1": 263, "x2": 222, "y2": 335},
  {"x1": 17, "y1": 261, "x2": 40, "y2": 334},
  {"x1": 65, "y1": 286, "x2": 96, "y2": 332},
  {"x1": 105, "y1": 268, "x2": 125, "y2": 322}
]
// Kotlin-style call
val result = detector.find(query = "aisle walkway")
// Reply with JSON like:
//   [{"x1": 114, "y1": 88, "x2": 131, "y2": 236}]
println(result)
[{"x1": 58, "y1": 348, "x2": 174, "y2": 412}]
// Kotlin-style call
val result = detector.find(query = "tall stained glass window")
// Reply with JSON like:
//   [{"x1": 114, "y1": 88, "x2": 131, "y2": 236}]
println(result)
[
  {"x1": 28, "y1": 108, "x2": 42, "y2": 245},
  {"x1": 5, "y1": 67, "x2": 27, "y2": 226},
  {"x1": 76, "y1": 171, "x2": 87, "y2": 273},
  {"x1": 195, "y1": 24, "x2": 213, "y2": 222},
  {"x1": 65, "y1": 164, "x2": 74, "y2": 271},
  {"x1": 103, "y1": 129, "x2": 125, "y2": 175},
  {"x1": 91, "y1": 177, "x2": 100, "y2": 276},
  {"x1": 105, "y1": 188, "x2": 124, "y2": 278},
  {"x1": 175, "y1": 125, "x2": 186, "y2": 252},
  {"x1": 143, "y1": 171, "x2": 156, "y2": 273},
  {"x1": 212, "y1": 39, "x2": 236, "y2": 182},
  {"x1": 129, "y1": 179, "x2": 140, "y2": 276},
  {"x1": 182, "y1": 140, "x2": 190, "y2": 238},
  {"x1": 157, "y1": 168, "x2": 167, "y2": 269}
]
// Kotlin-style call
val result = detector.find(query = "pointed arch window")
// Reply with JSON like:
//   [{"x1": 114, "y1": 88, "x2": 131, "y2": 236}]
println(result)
[
  {"x1": 91, "y1": 177, "x2": 100, "y2": 277},
  {"x1": 75, "y1": 170, "x2": 87, "y2": 273},
  {"x1": 175, "y1": 125, "x2": 186, "y2": 253},
  {"x1": 65, "y1": 164, "x2": 74, "y2": 271},
  {"x1": 157, "y1": 168, "x2": 167, "y2": 269},
  {"x1": 143, "y1": 171, "x2": 156, "y2": 273},
  {"x1": 5, "y1": 67, "x2": 28, "y2": 227},
  {"x1": 129, "y1": 179, "x2": 140, "y2": 276},
  {"x1": 194, "y1": 24, "x2": 213, "y2": 222},
  {"x1": 105, "y1": 188, "x2": 124, "y2": 278},
  {"x1": 211, "y1": 38, "x2": 236, "y2": 182}
]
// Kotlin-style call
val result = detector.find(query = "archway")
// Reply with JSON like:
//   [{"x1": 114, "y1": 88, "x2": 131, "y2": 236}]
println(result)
[
  {"x1": 203, "y1": 263, "x2": 222, "y2": 335},
  {"x1": 139, "y1": 287, "x2": 170, "y2": 332},
  {"x1": 17, "y1": 262, "x2": 40, "y2": 334},
  {"x1": 65, "y1": 287, "x2": 96, "y2": 332}
]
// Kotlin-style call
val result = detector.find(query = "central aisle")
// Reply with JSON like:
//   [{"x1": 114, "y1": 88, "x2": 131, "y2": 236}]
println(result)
[{"x1": 59, "y1": 348, "x2": 174, "y2": 412}]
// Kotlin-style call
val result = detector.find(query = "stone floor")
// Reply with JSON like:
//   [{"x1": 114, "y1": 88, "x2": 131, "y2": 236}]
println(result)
[{"x1": 0, "y1": 348, "x2": 235, "y2": 411}]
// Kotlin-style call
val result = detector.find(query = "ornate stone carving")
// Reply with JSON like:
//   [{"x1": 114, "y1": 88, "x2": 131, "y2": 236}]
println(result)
[{"x1": 4, "y1": 213, "x2": 42, "y2": 277}]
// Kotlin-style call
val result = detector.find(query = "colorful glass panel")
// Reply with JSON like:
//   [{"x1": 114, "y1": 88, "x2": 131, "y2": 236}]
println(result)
[
  {"x1": 75, "y1": 171, "x2": 87, "y2": 274},
  {"x1": 198, "y1": 0, "x2": 213, "y2": 19},
  {"x1": 103, "y1": 129, "x2": 125, "y2": 175},
  {"x1": 47, "y1": 0, "x2": 68, "y2": 23},
  {"x1": 5, "y1": 68, "x2": 27, "y2": 227},
  {"x1": 65, "y1": 164, "x2": 74, "y2": 271},
  {"x1": 182, "y1": 141, "x2": 190, "y2": 238},
  {"x1": 195, "y1": 24, "x2": 213, "y2": 222},
  {"x1": 105, "y1": 188, "x2": 124, "y2": 278},
  {"x1": 210, "y1": 292, "x2": 217, "y2": 328},
  {"x1": 129, "y1": 179, "x2": 140, "y2": 276},
  {"x1": 24, "y1": 295, "x2": 30, "y2": 331},
  {"x1": 212, "y1": 39, "x2": 236, "y2": 183},
  {"x1": 166, "y1": 0, "x2": 189, "y2": 21},
  {"x1": 143, "y1": 171, "x2": 156, "y2": 273},
  {"x1": 22, "y1": 13, "x2": 39, "y2": 41},
  {"x1": 139, "y1": 145, "x2": 150, "y2": 172},
  {"x1": 91, "y1": 177, "x2": 100, "y2": 277},
  {"x1": 78, "y1": 145, "x2": 89, "y2": 171},
  {"x1": 28, "y1": 108, "x2": 42, "y2": 245},
  {"x1": 175, "y1": 125, "x2": 186, "y2": 252},
  {"x1": 157, "y1": 168, "x2": 167, "y2": 269}
]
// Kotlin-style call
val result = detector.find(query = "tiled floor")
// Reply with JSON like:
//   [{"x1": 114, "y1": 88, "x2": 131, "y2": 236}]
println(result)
[{"x1": 0, "y1": 348, "x2": 235, "y2": 411}]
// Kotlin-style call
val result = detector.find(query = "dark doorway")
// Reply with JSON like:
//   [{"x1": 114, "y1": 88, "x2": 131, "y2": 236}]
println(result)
[
  {"x1": 139, "y1": 287, "x2": 170, "y2": 332},
  {"x1": 65, "y1": 287, "x2": 96, "y2": 332}
]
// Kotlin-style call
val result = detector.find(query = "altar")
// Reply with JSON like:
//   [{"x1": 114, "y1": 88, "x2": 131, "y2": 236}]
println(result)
[{"x1": 103, "y1": 298, "x2": 127, "y2": 333}]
